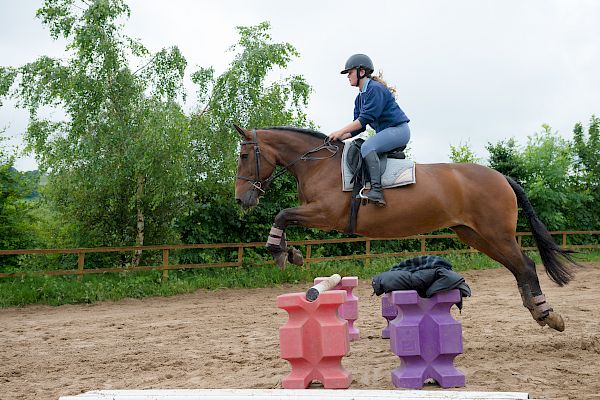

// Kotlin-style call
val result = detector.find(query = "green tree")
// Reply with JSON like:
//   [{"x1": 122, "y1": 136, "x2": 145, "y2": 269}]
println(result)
[
  {"x1": 190, "y1": 21, "x2": 311, "y2": 193},
  {"x1": 449, "y1": 140, "x2": 481, "y2": 163},
  {"x1": 487, "y1": 125, "x2": 588, "y2": 231},
  {"x1": 179, "y1": 22, "x2": 314, "y2": 249},
  {"x1": 486, "y1": 137, "x2": 527, "y2": 185},
  {"x1": 519, "y1": 125, "x2": 587, "y2": 230},
  {"x1": 572, "y1": 115, "x2": 600, "y2": 229},
  {"x1": 0, "y1": 135, "x2": 36, "y2": 268},
  {"x1": 1, "y1": 0, "x2": 192, "y2": 261}
]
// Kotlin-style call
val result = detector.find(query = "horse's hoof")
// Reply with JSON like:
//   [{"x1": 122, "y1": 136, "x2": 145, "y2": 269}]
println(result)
[
  {"x1": 274, "y1": 252, "x2": 287, "y2": 270},
  {"x1": 542, "y1": 311, "x2": 565, "y2": 332},
  {"x1": 287, "y1": 247, "x2": 304, "y2": 266}
]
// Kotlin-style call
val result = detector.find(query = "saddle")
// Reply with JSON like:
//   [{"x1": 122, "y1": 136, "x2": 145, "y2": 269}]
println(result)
[{"x1": 345, "y1": 138, "x2": 406, "y2": 181}]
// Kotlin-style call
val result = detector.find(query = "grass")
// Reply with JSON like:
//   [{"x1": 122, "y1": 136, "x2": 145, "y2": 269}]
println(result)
[{"x1": 1, "y1": 249, "x2": 598, "y2": 308}]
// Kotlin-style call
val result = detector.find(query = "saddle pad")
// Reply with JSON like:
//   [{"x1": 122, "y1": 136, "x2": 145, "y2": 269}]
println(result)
[{"x1": 341, "y1": 141, "x2": 416, "y2": 192}]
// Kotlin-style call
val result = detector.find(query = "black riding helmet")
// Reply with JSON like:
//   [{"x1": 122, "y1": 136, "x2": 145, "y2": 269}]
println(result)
[
  {"x1": 340, "y1": 54, "x2": 374, "y2": 74},
  {"x1": 341, "y1": 54, "x2": 374, "y2": 85}
]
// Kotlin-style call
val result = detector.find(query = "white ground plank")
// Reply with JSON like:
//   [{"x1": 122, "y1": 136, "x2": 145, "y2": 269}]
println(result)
[{"x1": 58, "y1": 388, "x2": 530, "y2": 400}]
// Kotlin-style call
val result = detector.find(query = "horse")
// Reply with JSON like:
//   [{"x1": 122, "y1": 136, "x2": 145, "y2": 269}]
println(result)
[{"x1": 233, "y1": 124, "x2": 580, "y2": 332}]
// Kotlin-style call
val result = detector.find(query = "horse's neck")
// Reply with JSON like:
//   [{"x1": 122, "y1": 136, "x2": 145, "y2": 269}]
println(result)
[
  {"x1": 263, "y1": 132, "x2": 316, "y2": 167},
  {"x1": 260, "y1": 131, "x2": 341, "y2": 185}
]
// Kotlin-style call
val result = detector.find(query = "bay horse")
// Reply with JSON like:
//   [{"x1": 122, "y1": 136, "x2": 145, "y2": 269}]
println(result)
[{"x1": 233, "y1": 125, "x2": 579, "y2": 332}]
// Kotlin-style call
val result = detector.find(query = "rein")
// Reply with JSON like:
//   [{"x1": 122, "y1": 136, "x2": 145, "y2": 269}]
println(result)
[{"x1": 236, "y1": 128, "x2": 339, "y2": 193}]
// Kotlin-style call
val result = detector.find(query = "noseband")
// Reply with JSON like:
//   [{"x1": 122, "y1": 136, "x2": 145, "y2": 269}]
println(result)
[{"x1": 236, "y1": 128, "x2": 339, "y2": 194}]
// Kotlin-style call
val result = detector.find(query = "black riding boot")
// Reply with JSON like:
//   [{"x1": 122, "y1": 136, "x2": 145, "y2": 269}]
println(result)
[{"x1": 363, "y1": 151, "x2": 386, "y2": 206}]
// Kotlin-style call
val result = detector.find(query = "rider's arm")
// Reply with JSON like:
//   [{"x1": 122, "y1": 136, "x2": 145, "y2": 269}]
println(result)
[
  {"x1": 357, "y1": 85, "x2": 385, "y2": 128},
  {"x1": 329, "y1": 119, "x2": 362, "y2": 141}
]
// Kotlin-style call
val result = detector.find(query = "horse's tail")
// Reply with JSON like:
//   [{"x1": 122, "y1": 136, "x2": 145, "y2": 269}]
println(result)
[{"x1": 505, "y1": 175, "x2": 579, "y2": 286}]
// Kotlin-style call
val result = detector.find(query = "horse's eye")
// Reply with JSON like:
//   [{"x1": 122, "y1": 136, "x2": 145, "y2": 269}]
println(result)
[{"x1": 241, "y1": 153, "x2": 249, "y2": 160}]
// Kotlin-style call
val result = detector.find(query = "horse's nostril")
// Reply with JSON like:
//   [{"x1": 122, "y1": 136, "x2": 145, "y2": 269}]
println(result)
[{"x1": 235, "y1": 198, "x2": 242, "y2": 205}]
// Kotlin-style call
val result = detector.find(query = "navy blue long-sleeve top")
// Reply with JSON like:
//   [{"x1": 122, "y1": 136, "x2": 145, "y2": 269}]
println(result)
[{"x1": 351, "y1": 79, "x2": 410, "y2": 136}]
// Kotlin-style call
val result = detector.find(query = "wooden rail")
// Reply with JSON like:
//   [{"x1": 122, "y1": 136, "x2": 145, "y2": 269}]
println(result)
[{"x1": 1, "y1": 230, "x2": 598, "y2": 281}]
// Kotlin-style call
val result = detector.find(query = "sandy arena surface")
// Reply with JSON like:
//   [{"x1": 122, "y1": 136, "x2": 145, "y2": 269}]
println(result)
[{"x1": 1, "y1": 263, "x2": 599, "y2": 400}]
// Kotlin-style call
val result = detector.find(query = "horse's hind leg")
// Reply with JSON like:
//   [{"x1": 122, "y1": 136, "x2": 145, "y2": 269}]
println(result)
[
  {"x1": 451, "y1": 225, "x2": 565, "y2": 331},
  {"x1": 517, "y1": 252, "x2": 564, "y2": 330}
]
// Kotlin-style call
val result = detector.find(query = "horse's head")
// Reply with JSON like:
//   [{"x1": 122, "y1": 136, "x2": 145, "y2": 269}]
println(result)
[{"x1": 234, "y1": 125, "x2": 277, "y2": 210}]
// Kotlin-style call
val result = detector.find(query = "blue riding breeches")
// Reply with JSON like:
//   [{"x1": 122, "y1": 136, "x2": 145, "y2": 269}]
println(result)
[{"x1": 360, "y1": 122, "x2": 411, "y2": 157}]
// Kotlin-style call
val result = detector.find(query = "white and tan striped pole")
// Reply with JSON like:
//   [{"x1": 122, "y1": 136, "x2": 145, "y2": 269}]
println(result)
[{"x1": 305, "y1": 274, "x2": 341, "y2": 302}]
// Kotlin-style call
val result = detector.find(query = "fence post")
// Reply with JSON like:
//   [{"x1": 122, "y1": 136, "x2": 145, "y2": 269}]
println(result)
[
  {"x1": 77, "y1": 252, "x2": 85, "y2": 282},
  {"x1": 421, "y1": 237, "x2": 426, "y2": 255},
  {"x1": 161, "y1": 249, "x2": 169, "y2": 283},
  {"x1": 517, "y1": 234, "x2": 522, "y2": 247},
  {"x1": 237, "y1": 246, "x2": 244, "y2": 267},
  {"x1": 305, "y1": 245, "x2": 311, "y2": 269},
  {"x1": 365, "y1": 239, "x2": 371, "y2": 268},
  {"x1": 562, "y1": 232, "x2": 567, "y2": 248}
]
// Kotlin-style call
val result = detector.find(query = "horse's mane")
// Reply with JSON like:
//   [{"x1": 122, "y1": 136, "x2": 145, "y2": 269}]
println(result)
[{"x1": 266, "y1": 126, "x2": 328, "y2": 141}]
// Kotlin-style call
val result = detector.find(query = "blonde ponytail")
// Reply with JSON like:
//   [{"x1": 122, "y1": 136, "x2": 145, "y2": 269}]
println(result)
[{"x1": 370, "y1": 70, "x2": 397, "y2": 98}]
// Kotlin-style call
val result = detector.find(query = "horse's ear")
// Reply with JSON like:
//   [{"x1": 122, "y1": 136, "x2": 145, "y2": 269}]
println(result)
[{"x1": 233, "y1": 124, "x2": 250, "y2": 140}]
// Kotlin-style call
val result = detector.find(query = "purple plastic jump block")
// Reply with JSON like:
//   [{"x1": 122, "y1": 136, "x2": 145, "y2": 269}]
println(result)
[
  {"x1": 314, "y1": 276, "x2": 359, "y2": 341},
  {"x1": 381, "y1": 293, "x2": 397, "y2": 339},
  {"x1": 389, "y1": 289, "x2": 465, "y2": 389}
]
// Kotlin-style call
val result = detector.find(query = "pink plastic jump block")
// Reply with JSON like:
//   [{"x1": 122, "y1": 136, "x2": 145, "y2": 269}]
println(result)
[
  {"x1": 314, "y1": 276, "x2": 359, "y2": 341},
  {"x1": 277, "y1": 290, "x2": 351, "y2": 389},
  {"x1": 389, "y1": 289, "x2": 465, "y2": 389}
]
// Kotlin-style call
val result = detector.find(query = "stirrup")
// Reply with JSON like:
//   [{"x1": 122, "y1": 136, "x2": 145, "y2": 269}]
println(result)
[
  {"x1": 356, "y1": 187, "x2": 369, "y2": 205},
  {"x1": 357, "y1": 186, "x2": 368, "y2": 199},
  {"x1": 356, "y1": 186, "x2": 386, "y2": 206}
]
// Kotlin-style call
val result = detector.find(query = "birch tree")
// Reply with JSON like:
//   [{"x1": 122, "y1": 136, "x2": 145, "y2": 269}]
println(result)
[{"x1": 1, "y1": 0, "x2": 191, "y2": 265}]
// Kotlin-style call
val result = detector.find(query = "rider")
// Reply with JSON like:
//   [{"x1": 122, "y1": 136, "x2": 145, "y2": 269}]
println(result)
[{"x1": 329, "y1": 54, "x2": 410, "y2": 206}]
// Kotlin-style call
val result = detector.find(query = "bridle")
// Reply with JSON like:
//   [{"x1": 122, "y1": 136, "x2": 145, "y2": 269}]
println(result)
[{"x1": 236, "y1": 128, "x2": 339, "y2": 194}]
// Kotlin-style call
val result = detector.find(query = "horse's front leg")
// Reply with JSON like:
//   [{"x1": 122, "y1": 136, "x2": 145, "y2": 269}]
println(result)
[
  {"x1": 266, "y1": 205, "x2": 328, "y2": 269},
  {"x1": 266, "y1": 224, "x2": 304, "y2": 269}
]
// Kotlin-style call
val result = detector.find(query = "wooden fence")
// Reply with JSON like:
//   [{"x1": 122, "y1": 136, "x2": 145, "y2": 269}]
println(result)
[{"x1": 0, "y1": 230, "x2": 598, "y2": 281}]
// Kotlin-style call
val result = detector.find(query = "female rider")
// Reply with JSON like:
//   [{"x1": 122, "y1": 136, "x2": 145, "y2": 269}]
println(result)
[{"x1": 328, "y1": 54, "x2": 410, "y2": 206}]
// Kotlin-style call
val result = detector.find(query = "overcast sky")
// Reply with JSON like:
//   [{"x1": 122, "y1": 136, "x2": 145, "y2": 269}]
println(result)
[{"x1": 2, "y1": 0, "x2": 599, "y2": 171}]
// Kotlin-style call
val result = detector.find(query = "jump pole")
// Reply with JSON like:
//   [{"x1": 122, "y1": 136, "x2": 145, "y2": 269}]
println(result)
[
  {"x1": 58, "y1": 388, "x2": 531, "y2": 399},
  {"x1": 305, "y1": 273, "x2": 341, "y2": 301}
]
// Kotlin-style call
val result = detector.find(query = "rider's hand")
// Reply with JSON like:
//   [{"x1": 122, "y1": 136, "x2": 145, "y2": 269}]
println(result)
[{"x1": 328, "y1": 130, "x2": 351, "y2": 141}]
